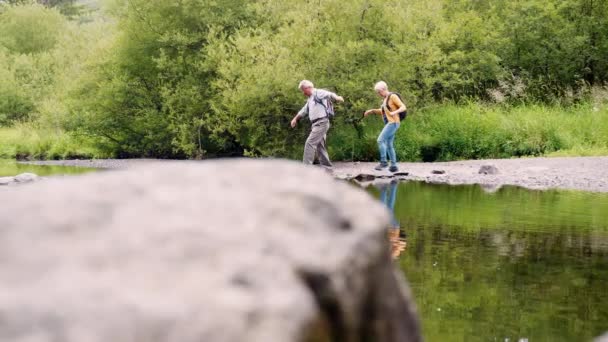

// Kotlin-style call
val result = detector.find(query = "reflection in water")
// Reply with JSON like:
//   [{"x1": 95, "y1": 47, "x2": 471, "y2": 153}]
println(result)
[
  {"x1": 367, "y1": 181, "x2": 608, "y2": 342},
  {"x1": 387, "y1": 228, "x2": 407, "y2": 259},
  {"x1": 0, "y1": 159, "x2": 96, "y2": 177},
  {"x1": 375, "y1": 181, "x2": 408, "y2": 259}
]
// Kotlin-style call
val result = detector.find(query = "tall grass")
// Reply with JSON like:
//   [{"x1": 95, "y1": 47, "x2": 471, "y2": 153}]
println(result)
[
  {"x1": 1, "y1": 103, "x2": 607, "y2": 162},
  {"x1": 0, "y1": 123, "x2": 109, "y2": 160},
  {"x1": 329, "y1": 102, "x2": 608, "y2": 162}
]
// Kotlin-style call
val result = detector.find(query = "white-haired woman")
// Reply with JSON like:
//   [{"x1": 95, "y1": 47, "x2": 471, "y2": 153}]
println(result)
[{"x1": 364, "y1": 81, "x2": 406, "y2": 172}]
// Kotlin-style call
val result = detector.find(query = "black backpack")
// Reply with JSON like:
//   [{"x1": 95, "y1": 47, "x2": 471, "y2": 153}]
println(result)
[
  {"x1": 383, "y1": 92, "x2": 407, "y2": 121},
  {"x1": 311, "y1": 90, "x2": 335, "y2": 119}
]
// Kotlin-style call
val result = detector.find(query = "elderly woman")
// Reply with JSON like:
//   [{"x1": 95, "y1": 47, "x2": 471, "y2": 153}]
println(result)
[{"x1": 364, "y1": 81, "x2": 407, "y2": 172}]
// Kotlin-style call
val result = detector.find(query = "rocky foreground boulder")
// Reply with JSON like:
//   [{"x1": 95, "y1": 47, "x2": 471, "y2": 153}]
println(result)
[{"x1": 0, "y1": 160, "x2": 420, "y2": 342}]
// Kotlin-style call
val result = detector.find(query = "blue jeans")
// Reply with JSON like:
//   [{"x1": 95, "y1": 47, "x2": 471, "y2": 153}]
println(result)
[{"x1": 377, "y1": 123, "x2": 400, "y2": 165}]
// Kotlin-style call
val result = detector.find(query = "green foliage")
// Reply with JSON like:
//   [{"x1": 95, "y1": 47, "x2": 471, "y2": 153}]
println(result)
[
  {"x1": 0, "y1": 3, "x2": 65, "y2": 54},
  {"x1": 1, "y1": 0, "x2": 86, "y2": 17},
  {"x1": 389, "y1": 103, "x2": 608, "y2": 162},
  {"x1": 1, "y1": 0, "x2": 608, "y2": 160},
  {"x1": 308, "y1": 102, "x2": 608, "y2": 162},
  {"x1": 66, "y1": 0, "x2": 256, "y2": 158},
  {"x1": 0, "y1": 51, "x2": 35, "y2": 125},
  {"x1": 0, "y1": 124, "x2": 107, "y2": 160},
  {"x1": 0, "y1": 158, "x2": 97, "y2": 176},
  {"x1": 0, "y1": 2, "x2": 110, "y2": 130}
]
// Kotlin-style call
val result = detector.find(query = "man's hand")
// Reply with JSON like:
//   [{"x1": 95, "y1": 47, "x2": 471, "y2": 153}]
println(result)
[
  {"x1": 290, "y1": 117, "x2": 298, "y2": 128},
  {"x1": 335, "y1": 96, "x2": 345, "y2": 103}
]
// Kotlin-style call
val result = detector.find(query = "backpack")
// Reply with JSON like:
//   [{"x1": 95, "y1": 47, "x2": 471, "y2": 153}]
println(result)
[
  {"x1": 312, "y1": 90, "x2": 335, "y2": 119},
  {"x1": 383, "y1": 92, "x2": 407, "y2": 122}
]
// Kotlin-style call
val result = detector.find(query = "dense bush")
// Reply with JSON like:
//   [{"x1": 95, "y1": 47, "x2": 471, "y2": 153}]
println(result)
[{"x1": 209, "y1": 0, "x2": 608, "y2": 160}]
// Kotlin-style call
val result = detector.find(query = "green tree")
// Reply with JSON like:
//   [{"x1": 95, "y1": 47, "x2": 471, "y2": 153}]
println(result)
[
  {"x1": 0, "y1": 3, "x2": 65, "y2": 54},
  {"x1": 68, "y1": 0, "x2": 256, "y2": 157},
  {"x1": 562, "y1": 0, "x2": 608, "y2": 85},
  {"x1": 1, "y1": 0, "x2": 85, "y2": 17},
  {"x1": 0, "y1": 50, "x2": 35, "y2": 125}
]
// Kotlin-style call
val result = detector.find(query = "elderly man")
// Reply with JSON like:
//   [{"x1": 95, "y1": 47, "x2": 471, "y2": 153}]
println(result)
[{"x1": 290, "y1": 80, "x2": 344, "y2": 167}]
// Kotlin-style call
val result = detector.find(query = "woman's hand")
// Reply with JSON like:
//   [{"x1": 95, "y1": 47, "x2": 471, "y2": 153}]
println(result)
[{"x1": 364, "y1": 110, "x2": 373, "y2": 117}]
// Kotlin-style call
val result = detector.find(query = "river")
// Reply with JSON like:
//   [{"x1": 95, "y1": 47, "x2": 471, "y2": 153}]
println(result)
[{"x1": 367, "y1": 181, "x2": 608, "y2": 342}]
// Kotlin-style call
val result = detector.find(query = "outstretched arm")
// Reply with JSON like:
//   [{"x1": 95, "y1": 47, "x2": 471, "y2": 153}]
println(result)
[
  {"x1": 333, "y1": 94, "x2": 345, "y2": 103},
  {"x1": 364, "y1": 108, "x2": 382, "y2": 117},
  {"x1": 318, "y1": 89, "x2": 344, "y2": 103},
  {"x1": 291, "y1": 103, "x2": 308, "y2": 128},
  {"x1": 290, "y1": 115, "x2": 300, "y2": 128}
]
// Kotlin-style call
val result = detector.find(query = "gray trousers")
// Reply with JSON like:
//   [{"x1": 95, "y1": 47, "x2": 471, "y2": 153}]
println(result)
[{"x1": 303, "y1": 118, "x2": 332, "y2": 167}]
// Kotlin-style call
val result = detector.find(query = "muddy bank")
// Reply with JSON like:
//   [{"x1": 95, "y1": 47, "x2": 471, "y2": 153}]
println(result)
[{"x1": 23, "y1": 156, "x2": 608, "y2": 193}]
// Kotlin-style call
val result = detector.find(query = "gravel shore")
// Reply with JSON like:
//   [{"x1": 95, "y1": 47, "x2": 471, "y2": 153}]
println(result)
[
  {"x1": 333, "y1": 157, "x2": 608, "y2": 193},
  {"x1": 22, "y1": 156, "x2": 608, "y2": 193}
]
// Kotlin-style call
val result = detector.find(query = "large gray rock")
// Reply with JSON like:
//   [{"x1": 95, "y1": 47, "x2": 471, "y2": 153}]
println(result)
[
  {"x1": 478, "y1": 164, "x2": 499, "y2": 175},
  {"x1": 0, "y1": 176, "x2": 13, "y2": 186},
  {"x1": 0, "y1": 159, "x2": 420, "y2": 342},
  {"x1": 0, "y1": 173, "x2": 40, "y2": 186},
  {"x1": 597, "y1": 332, "x2": 608, "y2": 342},
  {"x1": 13, "y1": 172, "x2": 40, "y2": 183}
]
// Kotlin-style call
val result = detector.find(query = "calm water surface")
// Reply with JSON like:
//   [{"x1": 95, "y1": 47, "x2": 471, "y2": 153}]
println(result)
[
  {"x1": 367, "y1": 181, "x2": 608, "y2": 342},
  {"x1": 0, "y1": 159, "x2": 95, "y2": 177}
]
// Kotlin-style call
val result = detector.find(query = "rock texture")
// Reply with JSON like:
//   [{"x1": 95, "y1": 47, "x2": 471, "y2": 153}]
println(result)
[
  {"x1": 0, "y1": 173, "x2": 40, "y2": 186},
  {"x1": 0, "y1": 159, "x2": 420, "y2": 342},
  {"x1": 13, "y1": 172, "x2": 39, "y2": 183},
  {"x1": 596, "y1": 332, "x2": 608, "y2": 342},
  {"x1": 478, "y1": 164, "x2": 499, "y2": 175}
]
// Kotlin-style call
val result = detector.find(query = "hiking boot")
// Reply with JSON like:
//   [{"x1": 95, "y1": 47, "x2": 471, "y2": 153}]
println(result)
[
  {"x1": 389, "y1": 165, "x2": 399, "y2": 173},
  {"x1": 374, "y1": 162, "x2": 388, "y2": 171}
]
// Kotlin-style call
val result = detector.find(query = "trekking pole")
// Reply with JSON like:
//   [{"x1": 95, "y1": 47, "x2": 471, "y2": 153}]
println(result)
[{"x1": 352, "y1": 131, "x2": 355, "y2": 161}]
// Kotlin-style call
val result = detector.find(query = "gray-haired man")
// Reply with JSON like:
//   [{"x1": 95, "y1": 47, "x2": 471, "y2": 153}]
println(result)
[{"x1": 290, "y1": 80, "x2": 344, "y2": 167}]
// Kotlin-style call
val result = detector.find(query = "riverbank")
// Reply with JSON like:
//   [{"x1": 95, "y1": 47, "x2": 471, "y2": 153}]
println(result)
[
  {"x1": 22, "y1": 156, "x2": 608, "y2": 193},
  {"x1": 333, "y1": 157, "x2": 608, "y2": 193}
]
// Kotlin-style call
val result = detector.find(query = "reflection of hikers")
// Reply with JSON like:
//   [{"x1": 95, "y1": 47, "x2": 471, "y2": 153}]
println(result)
[
  {"x1": 364, "y1": 81, "x2": 407, "y2": 172},
  {"x1": 291, "y1": 80, "x2": 344, "y2": 167},
  {"x1": 377, "y1": 181, "x2": 406, "y2": 259},
  {"x1": 378, "y1": 181, "x2": 399, "y2": 228},
  {"x1": 388, "y1": 228, "x2": 407, "y2": 259}
]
